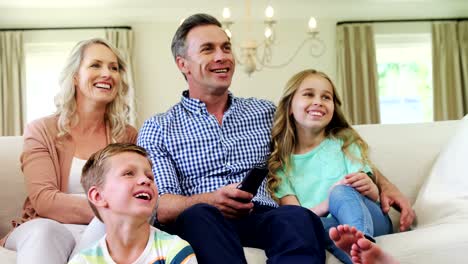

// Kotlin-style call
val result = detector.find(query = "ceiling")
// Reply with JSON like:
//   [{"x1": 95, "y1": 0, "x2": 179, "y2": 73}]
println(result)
[
  {"x1": 0, "y1": 0, "x2": 456, "y2": 8},
  {"x1": 0, "y1": 0, "x2": 466, "y2": 28}
]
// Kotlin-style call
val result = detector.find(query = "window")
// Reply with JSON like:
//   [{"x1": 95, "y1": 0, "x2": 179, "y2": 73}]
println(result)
[
  {"x1": 23, "y1": 29, "x2": 104, "y2": 123},
  {"x1": 24, "y1": 42, "x2": 76, "y2": 123},
  {"x1": 375, "y1": 30, "x2": 433, "y2": 124}
]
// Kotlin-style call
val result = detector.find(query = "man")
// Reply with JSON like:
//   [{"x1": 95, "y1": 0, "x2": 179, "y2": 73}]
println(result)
[
  {"x1": 138, "y1": 13, "x2": 326, "y2": 263},
  {"x1": 138, "y1": 13, "x2": 414, "y2": 264}
]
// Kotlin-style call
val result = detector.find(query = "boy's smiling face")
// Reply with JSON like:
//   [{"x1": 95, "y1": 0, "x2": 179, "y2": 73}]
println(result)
[{"x1": 97, "y1": 152, "x2": 157, "y2": 219}]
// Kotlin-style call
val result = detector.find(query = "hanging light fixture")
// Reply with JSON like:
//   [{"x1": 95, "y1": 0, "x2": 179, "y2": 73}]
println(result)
[{"x1": 221, "y1": 0, "x2": 325, "y2": 76}]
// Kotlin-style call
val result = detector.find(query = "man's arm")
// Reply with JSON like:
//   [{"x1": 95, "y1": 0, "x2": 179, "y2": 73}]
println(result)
[
  {"x1": 157, "y1": 184, "x2": 254, "y2": 224},
  {"x1": 138, "y1": 118, "x2": 254, "y2": 224},
  {"x1": 375, "y1": 169, "x2": 416, "y2": 231}
]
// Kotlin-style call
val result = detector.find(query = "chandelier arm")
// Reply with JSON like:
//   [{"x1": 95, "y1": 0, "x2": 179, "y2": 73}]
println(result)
[
  {"x1": 309, "y1": 38, "x2": 326, "y2": 57},
  {"x1": 257, "y1": 37, "x2": 322, "y2": 69},
  {"x1": 255, "y1": 62, "x2": 265, "y2": 72},
  {"x1": 255, "y1": 43, "x2": 272, "y2": 69},
  {"x1": 232, "y1": 48, "x2": 245, "y2": 66},
  {"x1": 228, "y1": 37, "x2": 247, "y2": 66}
]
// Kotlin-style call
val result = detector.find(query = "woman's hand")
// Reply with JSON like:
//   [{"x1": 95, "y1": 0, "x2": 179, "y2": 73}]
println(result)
[{"x1": 344, "y1": 172, "x2": 379, "y2": 202}]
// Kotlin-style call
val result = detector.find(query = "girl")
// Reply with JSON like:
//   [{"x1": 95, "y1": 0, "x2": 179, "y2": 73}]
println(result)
[{"x1": 267, "y1": 69, "x2": 392, "y2": 263}]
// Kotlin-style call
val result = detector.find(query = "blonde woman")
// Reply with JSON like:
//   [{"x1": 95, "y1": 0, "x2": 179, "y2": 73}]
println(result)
[{"x1": 2, "y1": 38, "x2": 137, "y2": 264}]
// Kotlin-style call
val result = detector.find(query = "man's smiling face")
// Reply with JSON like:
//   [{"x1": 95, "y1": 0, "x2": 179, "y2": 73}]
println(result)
[{"x1": 177, "y1": 24, "x2": 235, "y2": 96}]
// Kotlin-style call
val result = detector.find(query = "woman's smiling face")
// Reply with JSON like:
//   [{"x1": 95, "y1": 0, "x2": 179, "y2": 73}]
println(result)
[{"x1": 74, "y1": 43, "x2": 121, "y2": 106}]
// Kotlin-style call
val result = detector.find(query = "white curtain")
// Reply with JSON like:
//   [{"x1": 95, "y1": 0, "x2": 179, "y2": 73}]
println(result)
[
  {"x1": 105, "y1": 29, "x2": 137, "y2": 126},
  {"x1": 336, "y1": 23, "x2": 380, "y2": 125},
  {"x1": 0, "y1": 31, "x2": 25, "y2": 136}
]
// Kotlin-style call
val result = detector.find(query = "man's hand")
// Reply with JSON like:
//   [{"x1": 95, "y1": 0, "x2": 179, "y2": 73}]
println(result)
[
  {"x1": 211, "y1": 183, "x2": 254, "y2": 218},
  {"x1": 379, "y1": 182, "x2": 415, "y2": 232},
  {"x1": 344, "y1": 172, "x2": 379, "y2": 202}
]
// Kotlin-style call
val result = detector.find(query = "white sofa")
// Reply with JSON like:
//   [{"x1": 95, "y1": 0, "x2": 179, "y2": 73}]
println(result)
[{"x1": 1, "y1": 118, "x2": 468, "y2": 263}]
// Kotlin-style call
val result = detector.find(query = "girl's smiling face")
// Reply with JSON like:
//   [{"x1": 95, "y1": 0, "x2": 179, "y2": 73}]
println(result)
[{"x1": 290, "y1": 74, "x2": 335, "y2": 135}]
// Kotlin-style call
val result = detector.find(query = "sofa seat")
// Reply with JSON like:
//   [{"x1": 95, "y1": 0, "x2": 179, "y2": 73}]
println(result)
[{"x1": 1, "y1": 118, "x2": 467, "y2": 263}]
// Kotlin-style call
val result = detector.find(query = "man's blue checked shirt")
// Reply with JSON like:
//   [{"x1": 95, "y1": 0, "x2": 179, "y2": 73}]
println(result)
[{"x1": 138, "y1": 91, "x2": 277, "y2": 207}]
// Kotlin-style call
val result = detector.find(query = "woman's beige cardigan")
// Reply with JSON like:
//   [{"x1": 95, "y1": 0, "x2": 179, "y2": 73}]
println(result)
[{"x1": 1, "y1": 115, "x2": 137, "y2": 245}]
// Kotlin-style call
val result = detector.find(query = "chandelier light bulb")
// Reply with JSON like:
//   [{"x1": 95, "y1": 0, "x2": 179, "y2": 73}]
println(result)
[
  {"x1": 218, "y1": 4, "x2": 325, "y2": 76},
  {"x1": 264, "y1": 27, "x2": 273, "y2": 39},
  {"x1": 265, "y1": 5, "x2": 274, "y2": 19},
  {"x1": 308, "y1": 17, "x2": 317, "y2": 31},
  {"x1": 222, "y1": 7, "x2": 231, "y2": 20}
]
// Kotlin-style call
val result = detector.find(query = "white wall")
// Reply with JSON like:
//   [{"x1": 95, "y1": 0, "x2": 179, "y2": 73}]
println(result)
[
  {"x1": 2, "y1": 0, "x2": 467, "y2": 128},
  {"x1": 132, "y1": 23, "x2": 183, "y2": 126},
  {"x1": 132, "y1": 19, "x2": 337, "y2": 126}
]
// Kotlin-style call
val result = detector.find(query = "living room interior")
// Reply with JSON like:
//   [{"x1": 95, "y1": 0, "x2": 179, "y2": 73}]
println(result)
[
  {"x1": 1, "y1": 0, "x2": 467, "y2": 131},
  {"x1": 1, "y1": 0, "x2": 467, "y2": 263}
]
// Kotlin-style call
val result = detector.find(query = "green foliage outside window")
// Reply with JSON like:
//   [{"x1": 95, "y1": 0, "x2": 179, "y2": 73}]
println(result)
[{"x1": 378, "y1": 61, "x2": 433, "y2": 122}]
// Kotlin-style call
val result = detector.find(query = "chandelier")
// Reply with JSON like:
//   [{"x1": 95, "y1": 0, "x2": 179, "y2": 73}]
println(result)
[{"x1": 221, "y1": 1, "x2": 325, "y2": 76}]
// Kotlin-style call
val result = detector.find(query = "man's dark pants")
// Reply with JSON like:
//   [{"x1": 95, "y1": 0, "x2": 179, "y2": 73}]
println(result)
[{"x1": 154, "y1": 203, "x2": 327, "y2": 264}]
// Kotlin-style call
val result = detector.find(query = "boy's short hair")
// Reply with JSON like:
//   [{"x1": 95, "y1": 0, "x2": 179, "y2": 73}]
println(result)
[{"x1": 81, "y1": 143, "x2": 153, "y2": 221}]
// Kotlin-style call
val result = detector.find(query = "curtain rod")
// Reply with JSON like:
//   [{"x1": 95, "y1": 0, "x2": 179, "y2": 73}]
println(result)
[
  {"x1": 0, "y1": 26, "x2": 131, "y2": 31},
  {"x1": 337, "y1": 17, "x2": 467, "y2": 25}
]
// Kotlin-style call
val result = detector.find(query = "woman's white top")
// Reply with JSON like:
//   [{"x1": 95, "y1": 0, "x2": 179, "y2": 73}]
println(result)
[{"x1": 68, "y1": 157, "x2": 87, "y2": 197}]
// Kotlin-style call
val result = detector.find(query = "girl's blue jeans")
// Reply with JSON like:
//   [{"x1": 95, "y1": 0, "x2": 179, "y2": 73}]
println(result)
[{"x1": 320, "y1": 185, "x2": 393, "y2": 264}]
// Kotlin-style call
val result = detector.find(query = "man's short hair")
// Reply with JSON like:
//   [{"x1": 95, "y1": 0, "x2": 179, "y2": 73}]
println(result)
[
  {"x1": 81, "y1": 143, "x2": 152, "y2": 221},
  {"x1": 171, "y1": 13, "x2": 223, "y2": 61}
]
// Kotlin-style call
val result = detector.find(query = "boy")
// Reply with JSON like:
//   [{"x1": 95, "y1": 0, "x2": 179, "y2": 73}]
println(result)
[{"x1": 69, "y1": 143, "x2": 196, "y2": 264}]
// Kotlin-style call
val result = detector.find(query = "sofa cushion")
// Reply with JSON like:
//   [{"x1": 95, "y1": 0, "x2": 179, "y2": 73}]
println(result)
[
  {"x1": 375, "y1": 222, "x2": 468, "y2": 263},
  {"x1": 413, "y1": 115, "x2": 468, "y2": 226},
  {"x1": 0, "y1": 136, "x2": 25, "y2": 237},
  {"x1": 0, "y1": 247, "x2": 15, "y2": 263},
  {"x1": 355, "y1": 120, "x2": 459, "y2": 231}
]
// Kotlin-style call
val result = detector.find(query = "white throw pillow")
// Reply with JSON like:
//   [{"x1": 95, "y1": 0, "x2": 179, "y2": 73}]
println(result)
[{"x1": 413, "y1": 115, "x2": 468, "y2": 226}]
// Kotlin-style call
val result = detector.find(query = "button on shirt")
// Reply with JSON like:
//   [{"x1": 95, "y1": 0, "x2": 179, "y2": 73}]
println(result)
[{"x1": 138, "y1": 91, "x2": 277, "y2": 207}]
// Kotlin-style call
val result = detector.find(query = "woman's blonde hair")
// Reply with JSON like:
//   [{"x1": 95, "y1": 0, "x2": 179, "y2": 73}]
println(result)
[
  {"x1": 54, "y1": 38, "x2": 130, "y2": 141},
  {"x1": 267, "y1": 69, "x2": 372, "y2": 201}
]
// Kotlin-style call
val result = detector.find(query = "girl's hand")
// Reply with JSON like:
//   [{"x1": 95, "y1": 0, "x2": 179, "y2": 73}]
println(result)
[
  {"x1": 310, "y1": 199, "x2": 329, "y2": 217},
  {"x1": 329, "y1": 178, "x2": 347, "y2": 192},
  {"x1": 344, "y1": 172, "x2": 379, "y2": 202}
]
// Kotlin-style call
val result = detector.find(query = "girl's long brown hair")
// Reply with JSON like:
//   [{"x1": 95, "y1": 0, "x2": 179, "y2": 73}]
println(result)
[{"x1": 267, "y1": 69, "x2": 373, "y2": 201}]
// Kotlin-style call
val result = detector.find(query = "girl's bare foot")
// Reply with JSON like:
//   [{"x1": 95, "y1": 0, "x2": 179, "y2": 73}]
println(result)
[
  {"x1": 350, "y1": 237, "x2": 399, "y2": 264},
  {"x1": 329, "y1": 224, "x2": 364, "y2": 255}
]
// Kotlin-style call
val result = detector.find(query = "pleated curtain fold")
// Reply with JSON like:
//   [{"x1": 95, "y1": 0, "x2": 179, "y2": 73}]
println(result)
[
  {"x1": 105, "y1": 29, "x2": 137, "y2": 126},
  {"x1": 432, "y1": 21, "x2": 468, "y2": 121},
  {"x1": 460, "y1": 21, "x2": 468, "y2": 117},
  {"x1": 0, "y1": 31, "x2": 25, "y2": 136},
  {"x1": 336, "y1": 23, "x2": 380, "y2": 125}
]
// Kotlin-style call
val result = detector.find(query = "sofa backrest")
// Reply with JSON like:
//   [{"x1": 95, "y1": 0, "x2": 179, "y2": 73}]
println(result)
[
  {"x1": 355, "y1": 120, "x2": 460, "y2": 229},
  {"x1": 355, "y1": 120, "x2": 459, "y2": 203},
  {"x1": 0, "y1": 120, "x2": 461, "y2": 236},
  {"x1": 0, "y1": 136, "x2": 25, "y2": 237}
]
